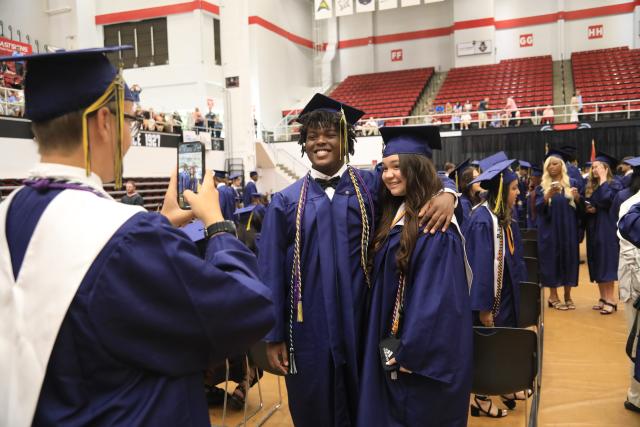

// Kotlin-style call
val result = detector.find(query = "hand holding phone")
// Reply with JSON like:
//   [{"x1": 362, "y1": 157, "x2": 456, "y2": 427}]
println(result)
[
  {"x1": 178, "y1": 142, "x2": 206, "y2": 210},
  {"x1": 183, "y1": 170, "x2": 224, "y2": 227}
]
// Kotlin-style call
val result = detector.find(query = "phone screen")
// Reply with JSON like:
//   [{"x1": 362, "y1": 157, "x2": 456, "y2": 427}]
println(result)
[{"x1": 177, "y1": 142, "x2": 205, "y2": 209}]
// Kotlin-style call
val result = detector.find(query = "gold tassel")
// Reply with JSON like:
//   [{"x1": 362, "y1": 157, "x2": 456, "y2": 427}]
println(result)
[
  {"x1": 340, "y1": 107, "x2": 348, "y2": 163},
  {"x1": 493, "y1": 172, "x2": 504, "y2": 215},
  {"x1": 297, "y1": 300, "x2": 303, "y2": 322},
  {"x1": 246, "y1": 210, "x2": 254, "y2": 231},
  {"x1": 455, "y1": 172, "x2": 459, "y2": 191}
]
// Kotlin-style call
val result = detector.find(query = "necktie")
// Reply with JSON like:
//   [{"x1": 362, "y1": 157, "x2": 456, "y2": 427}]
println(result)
[{"x1": 315, "y1": 176, "x2": 340, "y2": 191}]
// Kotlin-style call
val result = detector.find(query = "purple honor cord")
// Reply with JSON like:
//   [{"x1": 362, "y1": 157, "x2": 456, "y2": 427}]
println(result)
[{"x1": 23, "y1": 178, "x2": 108, "y2": 199}]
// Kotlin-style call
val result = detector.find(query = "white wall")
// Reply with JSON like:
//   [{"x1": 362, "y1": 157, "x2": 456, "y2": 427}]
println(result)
[
  {"x1": 495, "y1": 23, "x2": 559, "y2": 61},
  {"x1": 564, "y1": 13, "x2": 635, "y2": 54},
  {"x1": 0, "y1": 137, "x2": 39, "y2": 179},
  {"x1": 0, "y1": 0, "x2": 51, "y2": 50}
]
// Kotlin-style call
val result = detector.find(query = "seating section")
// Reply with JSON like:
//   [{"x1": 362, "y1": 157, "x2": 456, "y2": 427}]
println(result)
[
  {"x1": 329, "y1": 68, "x2": 434, "y2": 119},
  {"x1": 434, "y1": 56, "x2": 553, "y2": 119},
  {"x1": 571, "y1": 46, "x2": 640, "y2": 113},
  {"x1": 0, "y1": 176, "x2": 169, "y2": 211}
]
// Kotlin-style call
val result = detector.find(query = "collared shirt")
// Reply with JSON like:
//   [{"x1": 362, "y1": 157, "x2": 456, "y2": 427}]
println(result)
[{"x1": 310, "y1": 163, "x2": 348, "y2": 201}]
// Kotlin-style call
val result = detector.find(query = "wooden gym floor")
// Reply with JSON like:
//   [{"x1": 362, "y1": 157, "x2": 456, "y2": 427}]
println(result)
[{"x1": 209, "y1": 243, "x2": 639, "y2": 426}]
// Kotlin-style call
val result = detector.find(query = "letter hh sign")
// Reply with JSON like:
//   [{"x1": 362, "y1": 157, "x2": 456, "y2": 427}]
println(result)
[
  {"x1": 391, "y1": 49, "x2": 403, "y2": 62},
  {"x1": 588, "y1": 25, "x2": 603, "y2": 39},
  {"x1": 519, "y1": 34, "x2": 533, "y2": 48}
]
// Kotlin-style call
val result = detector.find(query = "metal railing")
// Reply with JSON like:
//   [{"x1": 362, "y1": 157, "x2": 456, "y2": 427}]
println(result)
[
  {"x1": 0, "y1": 87, "x2": 24, "y2": 117},
  {"x1": 267, "y1": 142, "x2": 310, "y2": 179},
  {"x1": 270, "y1": 98, "x2": 640, "y2": 141}
]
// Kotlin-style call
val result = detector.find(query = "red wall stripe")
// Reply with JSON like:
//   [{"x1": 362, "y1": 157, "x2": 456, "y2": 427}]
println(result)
[
  {"x1": 453, "y1": 17, "x2": 494, "y2": 30},
  {"x1": 494, "y1": 12, "x2": 559, "y2": 30},
  {"x1": 248, "y1": 16, "x2": 314, "y2": 49},
  {"x1": 95, "y1": 1, "x2": 219, "y2": 26}
]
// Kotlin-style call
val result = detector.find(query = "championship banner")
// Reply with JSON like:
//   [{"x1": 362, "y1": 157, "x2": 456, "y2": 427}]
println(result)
[
  {"x1": 0, "y1": 37, "x2": 32, "y2": 56},
  {"x1": 335, "y1": 0, "x2": 354, "y2": 16},
  {"x1": 378, "y1": 0, "x2": 398, "y2": 10},
  {"x1": 315, "y1": 0, "x2": 333, "y2": 19},
  {"x1": 401, "y1": 0, "x2": 420, "y2": 6},
  {"x1": 356, "y1": 0, "x2": 375, "y2": 13}
]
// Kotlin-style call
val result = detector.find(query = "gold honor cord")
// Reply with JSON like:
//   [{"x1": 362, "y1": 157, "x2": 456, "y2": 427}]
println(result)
[
  {"x1": 492, "y1": 172, "x2": 504, "y2": 215},
  {"x1": 81, "y1": 72, "x2": 127, "y2": 189}
]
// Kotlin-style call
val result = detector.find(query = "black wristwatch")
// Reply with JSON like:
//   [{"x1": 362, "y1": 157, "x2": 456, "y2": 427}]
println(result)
[{"x1": 204, "y1": 220, "x2": 237, "y2": 239}]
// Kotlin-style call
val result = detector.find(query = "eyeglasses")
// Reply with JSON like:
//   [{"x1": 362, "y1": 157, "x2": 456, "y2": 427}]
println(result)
[{"x1": 123, "y1": 113, "x2": 142, "y2": 140}]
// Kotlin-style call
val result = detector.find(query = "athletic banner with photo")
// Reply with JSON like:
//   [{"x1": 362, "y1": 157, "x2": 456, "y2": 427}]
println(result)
[
  {"x1": 335, "y1": 0, "x2": 354, "y2": 16},
  {"x1": 0, "y1": 37, "x2": 32, "y2": 56},
  {"x1": 401, "y1": 0, "x2": 420, "y2": 7},
  {"x1": 356, "y1": 0, "x2": 375, "y2": 13},
  {"x1": 315, "y1": 0, "x2": 333, "y2": 19},
  {"x1": 378, "y1": 0, "x2": 398, "y2": 10}
]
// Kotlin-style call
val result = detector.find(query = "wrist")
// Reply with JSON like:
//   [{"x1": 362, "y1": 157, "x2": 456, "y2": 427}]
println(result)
[{"x1": 202, "y1": 213, "x2": 225, "y2": 228}]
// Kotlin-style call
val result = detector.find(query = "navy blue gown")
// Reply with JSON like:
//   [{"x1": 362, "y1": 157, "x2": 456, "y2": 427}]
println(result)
[
  {"x1": 611, "y1": 187, "x2": 634, "y2": 223},
  {"x1": 619, "y1": 202, "x2": 640, "y2": 247},
  {"x1": 454, "y1": 195, "x2": 473, "y2": 227},
  {"x1": 5, "y1": 186, "x2": 275, "y2": 426},
  {"x1": 534, "y1": 181, "x2": 580, "y2": 287},
  {"x1": 218, "y1": 185, "x2": 236, "y2": 221},
  {"x1": 357, "y1": 224, "x2": 473, "y2": 427},
  {"x1": 516, "y1": 176, "x2": 528, "y2": 226},
  {"x1": 464, "y1": 206, "x2": 526, "y2": 327},
  {"x1": 585, "y1": 180, "x2": 622, "y2": 282},
  {"x1": 244, "y1": 181, "x2": 258, "y2": 206}
]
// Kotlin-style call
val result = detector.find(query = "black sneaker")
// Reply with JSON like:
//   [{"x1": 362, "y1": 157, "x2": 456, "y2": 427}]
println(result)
[
  {"x1": 624, "y1": 400, "x2": 640, "y2": 413},
  {"x1": 205, "y1": 385, "x2": 229, "y2": 406}
]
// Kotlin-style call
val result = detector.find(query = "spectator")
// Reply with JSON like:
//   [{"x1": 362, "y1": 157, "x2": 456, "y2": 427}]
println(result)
[
  {"x1": 363, "y1": 116, "x2": 378, "y2": 136},
  {"x1": 570, "y1": 94, "x2": 580, "y2": 123},
  {"x1": 120, "y1": 180, "x2": 145, "y2": 206},
  {"x1": 206, "y1": 109, "x2": 216, "y2": 134},
  {"x1": 477, "y1": 97, "x2": 489, "y2": 129},
  {"x1": 130, "y1": 84, "x2": 142, "y2": 107},
  {"x1": 504, "y1": 96, "x2": 518, "y2": 126},
  {"x1": 463, "y1": 99, "x2": 472, "y2": 112},
  {"x1": 576, "y1": 89, "x2": 583, "y2": 117},
  {"x1": 530, "y1": 107, "x2": 541, "y2": 126},
  {"x1": 461, "y1": 109, "x2": 472, "y2": 130},
  {"x1": 541, "y1": 105, "x2": 555, "y2": 124},
  {"x1": 213, "y1": 116, "x2": 223, "y2": 138},
  {"x1": 172, "y1": 112, "x2": 183, "y2": 133},
  {"x1": 444, "y1": 102, "x2": 453, "y2": 115},
  {"x1": 451, "y1": 101, "x2": 462, "y2": 130},
  {"x1": 490, "y1": 111, "x2": 502, "y2": 128},
  {"x1": 193, "y1": 107, "x2": 205, "y2": 130}
]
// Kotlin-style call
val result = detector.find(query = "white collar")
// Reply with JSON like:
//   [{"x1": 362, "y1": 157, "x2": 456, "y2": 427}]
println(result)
[
  {"x1": 217, "y1": 183, "x2": 226, "y2": 189},
  {"x1": 393, "y1": 202, "x2": 406, "y2": 227},
  {"x1": 310, "y1": 163, "x2": 348, "y2": 181},
  {"x1": 625, "y1": 170, "x2": 633, "y2": 176},
  {"x1": 28, "y1": 162, "x2": 109, "y2": 197}
]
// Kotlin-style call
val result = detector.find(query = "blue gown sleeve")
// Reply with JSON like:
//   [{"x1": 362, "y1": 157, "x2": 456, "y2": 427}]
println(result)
[
  {"x1": 464, "y1": 218, "x2": 495, "y2": 312},
  {"x1": 88, "y1": 213, "x2": 274, "y2": 376},
  {"x1": 394, "y1": 231, "x2": 471, "y2": 383},
  {"x1": 535, "y1": 185, "x2": 550, "y2": 218},
  {"x1": 438, "y1": 173, "x2": 457, "y2": 192},
  {"x1": 619, "y1": 202, "x2": 640, "y2": 247},
  {"x1": 591, "y1": 180, "x2": 622, "y2": 210},
  {"x1": 257, "y1": 192, "x2": 289, "y2": 342}
]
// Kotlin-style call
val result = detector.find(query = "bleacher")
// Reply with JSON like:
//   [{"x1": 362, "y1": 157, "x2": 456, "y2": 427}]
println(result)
[
  {"x1": 433, "y1": 55, "x2": 553, "y2": 121},
  {"x1": 0, "y1": 176, "x2": 169, "y2": 211},
  {"x1": 329, "y1": 67, "x2": 434, "y2": 120},
  {"x1": 571, "y1": 46, "x2": 640, "y2": 114}
]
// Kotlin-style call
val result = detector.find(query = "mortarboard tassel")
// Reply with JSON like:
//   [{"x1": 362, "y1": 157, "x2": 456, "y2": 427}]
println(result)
[
  {"x1": 246, "y1": 210, "x2": 254, "y2": 231},
  {"x1": 340, "y1": 107, "x2": 349, "y2": 163},
  {"x1": 493, "y1": 172, "x2": 504, "y2": 215},
  {"x1": 289, "y1": 346, "x2": 297, "y2": 375},
  {"x1": 455, "y1": 171, "x2": 459, "y2": 192},
  {"x1": 297, "y1": 300, "x2": 303, "y2": 322}
]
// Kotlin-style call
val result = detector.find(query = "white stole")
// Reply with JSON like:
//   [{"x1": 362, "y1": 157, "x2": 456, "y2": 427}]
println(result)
[
  {"x1": 0, "y1": 188, "x2": 144, "y2": 427},
  {"x1": 480, "y1": 202, "x2": 504, "y2": 298}
]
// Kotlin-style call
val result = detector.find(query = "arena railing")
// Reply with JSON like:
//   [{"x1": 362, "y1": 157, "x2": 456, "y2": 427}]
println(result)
[
  {"x1": 270, "y1": 98, "x2": 640, "y2": 142},
  {"x1": 0, "y1": 87, "x2": 24, "y2": 117}
]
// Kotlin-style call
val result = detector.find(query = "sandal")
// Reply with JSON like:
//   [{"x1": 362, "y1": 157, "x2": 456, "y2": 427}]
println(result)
[
  {"x1": 548, "y1": 299, "x2": 568, "y2": 310},
  {"x1": 592, "y1": 298, "x2": 605, "y2": 310},
  {"x1": 205, "y1": 385, "x2": 229, "y2": 406},
  {"x1": 228, "y1": 383, "x2": 246, "y2": 410},
  {"x1": 500, "y1": 390, "x2": 533, "y2": 410},
  {"x1": 470, "y1": 395, "x2": 508, "y2": 418},
  {"x1": 600, "y1": 301, "x2": 617, "y2": 315},
  {"x1": 564, "y1": 299, "x2": 576, "y2": 310}
]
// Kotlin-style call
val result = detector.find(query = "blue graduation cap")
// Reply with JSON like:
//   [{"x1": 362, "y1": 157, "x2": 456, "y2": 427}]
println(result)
[
  {"x1": 380, "y1": 125, "x2": 441, "y2": 158},
  {"x1": 229, "y1": 173, "x2": 241, "y2": 180},
  {"x1": 213, "y1": 170, "x2": 228, "y2": 179},
  {"x1": 545, "y1": 148, "x2": 569, "y2": 162},
  {"x1": 478, "y1": 151, "x2": 508, "y2": 172},
  {"x1": 584, "y1": 161, "x2": 592, "y2": 168},
  {"x1": 518, "y1": 160, "x2": 531, "y2": 169},
  {"x1": 251, "y1": 192, "x2": 264, "y2": 198},
  {"x1": 448, "y1": 158, "x2": 471, "y2": 190},
  {"x1": 0, "y1": 46, "x2": 135, "y2": 189},
  {"x1": 594, "y1": 151, "x2": 618, "y2": 168},
  {"x1": 471, "y1": 158, "x2": 518, "y2": 194},
  {"x1": 531, "y1": 165, "x2": 543, "y2": 177},
  {"x1": 623, "y1": 157, "x2": 640, "y2": 168},
  {"x1": 560, "y1": 145, "x2": 577, "y2": 161},
  {"x1": 234, "y1": 205, "x2": 256, "y2": 218},
  {"x1": 298, "y1": 93, "x2": 365, "y2": 125},
  {"x1": 470, "y1": 160, "x2": 480, "y2": 168},
  {"x1": 249, "y1": 171, "x2": 258, "y2": 177},
  {"x1": 180, "y1": 219, "x2": 206, "y2": 242}
]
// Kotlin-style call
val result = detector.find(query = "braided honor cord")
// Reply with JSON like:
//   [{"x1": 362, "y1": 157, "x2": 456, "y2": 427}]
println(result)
[
  {"x1": 287, "y1": 174, "x2": 310, "y2": 374},
  {"x1": 491, "y1": 226, "x2": 505, "y2": 318},
  {"x1": 347, "y1": 166, "x2": 373, "y2": 288}
]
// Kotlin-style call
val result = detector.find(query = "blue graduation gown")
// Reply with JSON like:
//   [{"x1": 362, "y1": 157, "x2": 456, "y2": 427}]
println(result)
[
  {"x1": 5, "y1": 186, "x2": 275, "y2": 427},
  {"x1": 567, "y1": 163, "x2": 585, "y2": 193},
  {"x1": 454, "y1": 195, "x2": 473, "y2": 227},
  {"x1": 585, "y1": 180, "x2": 622, "y2": 282},
  {"x1": 516, "y1": 176, "x2": 528, "y2": 225},
  {"x1": 611, "y1": 187, "x2": 634, "y2": 224},
  {"x1": 244, "y1": 181, "x2": 257, "y2": 206},
  {"x1": 619, "y1": 202, "x2": 640, "y2": 247},
  {"x1": 357, "y1": 225, "x2": 473, "y2": 427},
  {"x1": 218, "y1": 185, "x2": 236, "y2": 221},
  {"x1": 178, "y1": 171, "x2": 190, "y2": 194},
  {"x1": 534, "y1": 182, "x2": 580, "y2": 287},
  {"x1": 463, "y1": 206, "x2": 526, "y2": 327},
  {"x1": 259, "y1": 169, "x2": 379, "y2": 427}
]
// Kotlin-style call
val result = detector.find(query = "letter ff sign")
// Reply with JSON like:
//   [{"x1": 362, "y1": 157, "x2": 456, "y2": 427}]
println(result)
[
  {"x1": 519, "y1": 34, "x2": 533, "y2": 47},
  {"x1": 391, "y1": 49, "x2": 403, "y2": 62},
  {"x1": 588, "y1": 25, "x2": 603, "y2": 39}
]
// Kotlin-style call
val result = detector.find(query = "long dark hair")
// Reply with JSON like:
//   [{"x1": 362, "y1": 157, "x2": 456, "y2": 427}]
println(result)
[
  {"x1": 297, "y1": 110, "x2": 357, "y2": 157},
  {"x1": 630, "y1": 171, "x2": 640, "y2": 195},
  {"x1": 370, "y1": 154, "x2": 443, "y2": 277},
  {"x1": 485, "y1": 179, "x2": 513, "y2": 227},
  {"x1": 460, "y1": 167, "x2": 481, "y2": 205}
]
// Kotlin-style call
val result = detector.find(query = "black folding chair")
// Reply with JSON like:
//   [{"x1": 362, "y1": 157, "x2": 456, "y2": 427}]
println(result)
[
  {"x1": 519, "y1": 281, "x2": 544, "y2": 397},
  {"x1": 522, "y1": 239, "x2": 538, "y2": 259},
  {"x1": 524, "y1": 257, "x2": 539, "y2": 284},
  {"x1": 520, "y1": 228, "x2": 538, "y2": 241},
  {"x1": 472, "y1": 327, "x2": 538, "y2": 427}
]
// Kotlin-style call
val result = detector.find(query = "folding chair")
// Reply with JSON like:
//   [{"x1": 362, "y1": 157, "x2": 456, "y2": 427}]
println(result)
[
  {"x1": 524, "y1": 257, "x2": 539, "y2": 284},
  {"x1": 522, "y1": 239, "x2": 538, "y2": 259},
  {"x1": 519, "y1": 281, "x2": 544, "y2": 395},
  {"x1": 520, "y1": 228, "x2": 538, "y2": 241},
  {"x1": 472, "y1": 327, "x2": 538, "y2": 427}
]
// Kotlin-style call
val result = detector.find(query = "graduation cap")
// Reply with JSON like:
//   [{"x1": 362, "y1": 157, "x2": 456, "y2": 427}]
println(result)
[
  {"x1": 518, "y1": 160, "x2": 531, "y2": 169},
  {"x1": 471, "y1": 158, "x2": 517, "y2": 215},
  {"x1": 470, "y1": 160, "x2": 480, "y2": 168},
  {"x1": 181, "y1": 219, "x2": 206, "y2": 242},
  {"x1": 594, "y1": 151, "x2": 618, "y2": 169},
  {"x1": 0, "y1": 46, "x2": 135, "y2": 189},
  {"x1": 380, "y1": 125, "x2": 441, "y2": 158},
  {"x1": 478, "y1": 151, "x2": 508, "y2": 172},
  {"x1": 560, "y1": 145, "x2": 577, "y2": 161},
  {"x1": 251, "y1": 192, "x2": 264, "y2": 198},
  {"x1": 234, "y1": 205, "x2": 258, "y2": 231},
  {"x1": 531, "y1": 165, "x2": 543, "y2": 177},
  {"x1": 624, "y1": 157, "x2": 640, "y2": 170},
  {"x1": 229, "y1": 173, "x2": 241, "y2": 180},
  {"x1": 545, "y1": 148, "x2": 569, "y2": 162},
  {"x1": 448, "y1": 158, "x2": 471, "y2": 190},
  {"x1": 249, "y1": 171, "x2": 258, "y2": 177},
  {"x1": 584, "y1": 161, "x2": 592, "y2": 168},
  {"x1": 298, "y1": 93, "x2": 365, "y2": 163},
  {"x1": 213, "y1": 170, "x2": 228, "y2": 179}
]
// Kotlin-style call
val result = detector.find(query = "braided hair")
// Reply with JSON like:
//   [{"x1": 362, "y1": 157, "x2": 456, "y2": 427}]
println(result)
[{"x1": 297, "y1": 110, "x2": 357, "y2": 157}]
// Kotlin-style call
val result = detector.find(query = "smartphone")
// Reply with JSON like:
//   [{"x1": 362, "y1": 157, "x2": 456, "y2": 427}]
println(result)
[{"x1": 177, "y1": 142, "x2": 206, "y2": 210}]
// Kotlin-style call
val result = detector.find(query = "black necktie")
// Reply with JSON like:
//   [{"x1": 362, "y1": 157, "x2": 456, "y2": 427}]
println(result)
[{"x1": 315, "y1": 176, "x2": 340, "y2": 191}]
